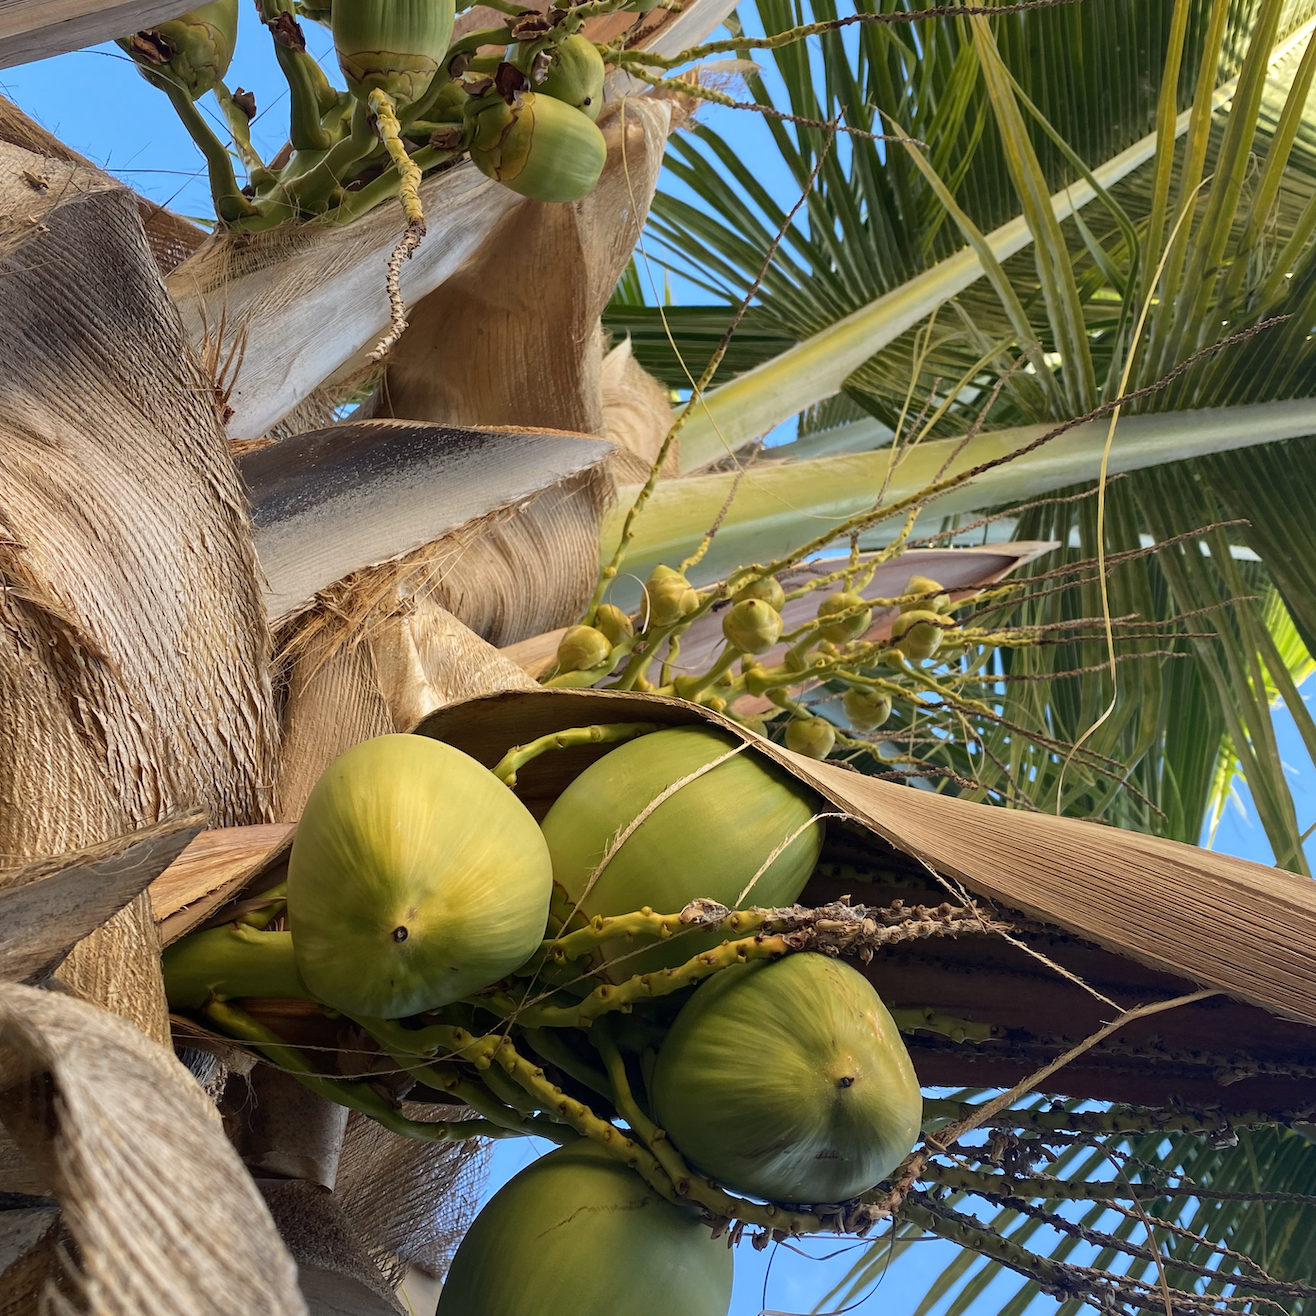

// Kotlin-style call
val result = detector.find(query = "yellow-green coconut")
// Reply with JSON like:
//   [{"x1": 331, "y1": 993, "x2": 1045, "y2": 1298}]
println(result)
[
  {"x1": 437, "y1": 1142, "x2": 732, "y2": 1316},
  {"x1": 652, "y1": 953, "x2": 922, "y2": 1202},
  {"x1": 539, "y1": 726, "x2": 824, "y2": 976},
  {"x1": 287, "y1": 734, "x2": 551, "y2": 1018}
]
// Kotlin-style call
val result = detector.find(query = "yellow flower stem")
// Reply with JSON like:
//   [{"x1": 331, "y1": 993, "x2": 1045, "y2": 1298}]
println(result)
[
  {"x1": 482, "y1": 932, "x2": 794, "y2": 1029},
  {"x1": 544, "y1": 907, "x2": 769, "y2": 963},
  {"x1": 672, "y1": 643, "x2": 740, "y2": 700},
  {"x1": 491, "y1": 721, "x2": 660, "y2": 786},
  {"x1": 368, "y1": 89, "x2": 424, "y2": 230}
]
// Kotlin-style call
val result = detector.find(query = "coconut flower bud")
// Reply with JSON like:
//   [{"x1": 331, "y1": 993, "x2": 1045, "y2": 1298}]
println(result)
[
  {"x1": 524, "y1": 33, "x2": 605, "y2": 120},
  {"x1": 732, "y1": 576, "x2": 786, "y2": 612},
  {"x1": 468, "y1": 91, "x2": 606, "y2": 203},
  {"x1": 557, "y1": 624, "x2": 612, "y2": 673},
  {"x1": 843, "y1": 688, "x2": 892, "y2": 731},
  {"x1": 902, "y1": 574, "x2": 951, "y2": 614},
  {"x1": 816, "y1": 591, "x2": 872, "y2": 643},
  {"x1": 593, "y1": 604, "x2": 634, "y2": 646},
  {"x1": 785, "y1": 716, "x2": 836, "y2": 760},
  {"x1": 645, "y1": 566, "x2": 699, "y2": 627},
  {"x1": 891, "y1": 609, "x2": 944, "y2": 660},
  {"x1": 722, "y1": 598, "x2": 783, "y2": 654},
  {"x1": 123, "y1": 0, "x2": 240, "y2": 100}
]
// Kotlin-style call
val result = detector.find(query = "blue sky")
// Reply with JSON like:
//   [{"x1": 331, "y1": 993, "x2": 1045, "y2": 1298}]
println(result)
[{"x1": 5, "y1": 21, "x2": 1314, "y2": 1315}]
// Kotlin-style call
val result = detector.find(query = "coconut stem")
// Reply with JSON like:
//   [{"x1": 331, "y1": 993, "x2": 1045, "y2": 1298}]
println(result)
[
  {"x1": 491, "y1": 721, "x2": 661, "y2": 786},
  {"x1": 204, "y1": 1001, "x2": 516, "y2": 1142}
]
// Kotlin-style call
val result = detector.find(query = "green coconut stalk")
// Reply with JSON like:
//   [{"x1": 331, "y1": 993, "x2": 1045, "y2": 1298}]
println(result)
[
  {"x1": 651, "y1": 953, "x2": 922, "y2": 1202},
  {"x1": 122, "y1": 0, "x2": 239, "y2": 100},
  {"x1": 162, "y1": 924, "x2": 308, "y2": 1009},
  {"x1": 539, "y1": 726, "x2": 824, "y2": 976},
  {"x1": 258, "y1": 1, "x2": 340, "y2": 151},
  {"x1": 467, "y1": 90, "x2": 607, "y2": 202},
  {"x1": 437, "y1": 1142, "x2": 734, "y2": 1316},
  {"x1": 287, "y1": 734, "x2": 553, "y2": 1017}
]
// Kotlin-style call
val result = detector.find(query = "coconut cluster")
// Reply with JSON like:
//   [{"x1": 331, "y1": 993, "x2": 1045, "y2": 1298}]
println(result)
[{"x1": 162, "y1": 725, "x2": 923, "y2": 1313}]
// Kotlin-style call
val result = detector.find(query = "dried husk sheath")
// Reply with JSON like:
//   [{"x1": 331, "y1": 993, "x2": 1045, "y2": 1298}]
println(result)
[
  {"x1": 0, "y1": 981, "x2": 304, "y2": 1314},
  {"x1": 0, "y1": 127, "x2": 275, "y2": 1040}
]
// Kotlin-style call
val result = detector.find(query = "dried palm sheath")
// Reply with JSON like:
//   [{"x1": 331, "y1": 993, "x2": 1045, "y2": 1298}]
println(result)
[
  {"x1": 237, "y1": 421, "x2": 612, "y2": 813},
  {"x1": 253, "y1": 99, "x2": 676, "y2": 809},
  {"x1": 415, "y1": 688, "x2": 1316, "y2": 1116},
  {"x1": 0, "y1": 98, "x2": 205, "y2": 278},
  {"x1": 377, "y1": 96, "x2": 674, "y2": 436},
  {"x1": 599, "y1": 335, "x2": 681, "y2": 480},
  {"x1": 0, "y1": 815, "x2": 204, "y2": 983},
  {"x1": 150, "y1": 823, "x2": 296, "y2": 946},
  {"x1": 0, "y1": 981, "x2": 306, "y2": 1315},
  {"x1": 0, "y1": 0, "x2": 188, "y2": 68},
  {"x1": 0, "y1": 134, "x2": 276, "y2": 1042}
]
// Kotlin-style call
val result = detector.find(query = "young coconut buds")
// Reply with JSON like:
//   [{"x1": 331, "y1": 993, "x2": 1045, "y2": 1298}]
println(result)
[
  {"x1": 651, "y1": 954, "x2": 922, "y2": 1202},
  {"x1": 593, "y1": 603, "x2": 634, "y2": 646},
  {"x1": 557, "y1": 624, "x2": 612, "y2": 674},
  {"x1": 439, "y1": 1143, "x2": 734, "y2": 1316},
  {"x1": 287, "y1": 734, "x2": 552, "y2": 1017},
  {"x1": 528, "y1": 34, "x2": 605, "y2": 120},
  {"x1": 468, "y1": 90, "x2": 607, "y2": 203},
  {"x1": 843, "y1": 688, "x2": 892, "y2": 732},
  {"x1": 902, "y1": 574, "x2": 951, "y2": 614},
  {"x1": 817, "y1": 590, "x2": 872, "y2": 643},
  {"x1": 123, "y1": 0, "x2": 240, "y2": 100},
  {"x1": 644, "y1": 564, "x2": 699, "y2": 627},
  {"x1": 891, "y1": 609, "x2": 944, "y2": 661},
  {"x1": 732, "y1": 575, "x2": 786, "y2": 611},
  {"x1": 722, "y1": 598, "x2": 783, "y2": 654},
  {"x1": 785, "y1": 715, "x2": 836, "y2": 760},
  {"x1": 540, "y1": 727, "x2": 824, "y2": 974}
]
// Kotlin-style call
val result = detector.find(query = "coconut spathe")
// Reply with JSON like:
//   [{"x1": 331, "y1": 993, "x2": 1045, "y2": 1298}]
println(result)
[
  {"x1": 652, "y1": 953, "x2": 922, "y2": 1202},
  {"x1": 288, "y1": 734, "x2": 552, "y2": 1018}
]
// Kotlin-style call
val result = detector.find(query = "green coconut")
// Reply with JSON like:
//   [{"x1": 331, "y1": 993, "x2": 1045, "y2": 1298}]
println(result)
[
  {"x1": 287, "y1": 734, "x2": 552, "y2": 1018},
  {"x1": 539, "y1": 726, "x2": 824, "y2": 976},
  {"x1": 651, "y1": 952, "x2": 922, "y2": 1203},
  {"x1": 438, "y1": 1141, "x2": 732, "y2": 1316},
  {"x1": 468, "y1": 92, "x2": 607, "y2": 203},
  {"x1": 527, "y1": 34, "x2": 606, "y2": 120}
]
